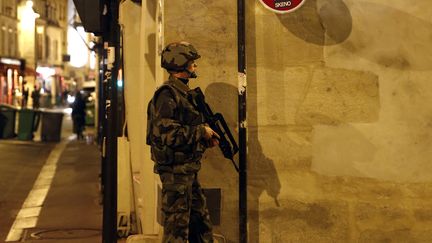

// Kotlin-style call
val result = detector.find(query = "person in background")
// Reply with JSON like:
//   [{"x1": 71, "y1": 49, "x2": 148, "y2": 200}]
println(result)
[
  {"x1": 72, "y1": 91, "x2": 86, "y2": 140},
  {"x1": 22, "y1": 81, "x2": 29, "y2": 108},
  {"x1": 31, "y1": 85, "x2": 40, "y2": 109},
  {"x1": 62, "y1": 88, "x2": 69, "y2": 106}
]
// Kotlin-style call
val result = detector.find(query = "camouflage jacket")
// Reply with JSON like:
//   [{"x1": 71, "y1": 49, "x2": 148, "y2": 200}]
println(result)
[{"x1": 147, "y1": 76, "x2": 208, "y2": 174}]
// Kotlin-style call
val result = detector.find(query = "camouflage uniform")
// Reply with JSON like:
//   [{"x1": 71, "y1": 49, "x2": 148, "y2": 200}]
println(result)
[{"x1": 147, "y1": 46, "x2": 214, "y2": 242}]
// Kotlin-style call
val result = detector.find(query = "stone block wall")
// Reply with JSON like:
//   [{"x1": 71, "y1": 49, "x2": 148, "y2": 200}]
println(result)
[{"x1": 163, "y1": 0, "x2": 432, "y2": 242}]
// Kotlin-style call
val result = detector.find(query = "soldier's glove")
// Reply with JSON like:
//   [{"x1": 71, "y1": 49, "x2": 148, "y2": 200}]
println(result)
[
  {"x1": 208, "y1": 136, "x2": 220, "y2": 147},
  {"x1": 203, "y1": 126, "x2": 220, "y2": 148},
  {"x1": 203, "y1": 126, "x2": 219, "y2": 139}
]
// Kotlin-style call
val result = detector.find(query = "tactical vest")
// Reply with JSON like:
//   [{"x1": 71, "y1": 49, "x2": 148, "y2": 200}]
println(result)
[{"x1": 146, "y1": 79, "x2": 206, "y2": 169}]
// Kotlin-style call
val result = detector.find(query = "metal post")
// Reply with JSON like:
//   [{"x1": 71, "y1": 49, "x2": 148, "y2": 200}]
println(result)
[
  {"x1": 99, "y1": 40, "x2": 107, "y2": 201},
  {"x1": 98, "y1": 42, "x2": 106, "y2": 147},
  {"x1": 102, "y1": 0, "x2": 120, "y2": 242},
  {"x1": 237, "y1": 0, "x2": 247, "y2": 242}
]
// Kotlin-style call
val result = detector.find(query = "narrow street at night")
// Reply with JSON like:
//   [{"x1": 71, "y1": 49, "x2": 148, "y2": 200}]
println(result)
[{"x1": 0, "y1": 114, "x2": 102, "y2": 242}]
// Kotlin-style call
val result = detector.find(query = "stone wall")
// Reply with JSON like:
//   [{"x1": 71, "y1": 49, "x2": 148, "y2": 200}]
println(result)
[{"x1": 164, "y1": 0, "x2": 432, "y2": 242}]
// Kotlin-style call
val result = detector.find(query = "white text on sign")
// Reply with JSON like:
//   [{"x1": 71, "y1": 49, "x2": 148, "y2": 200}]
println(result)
[{"x1": 275, "y1": 1, "x2": 292, "y2": 8}]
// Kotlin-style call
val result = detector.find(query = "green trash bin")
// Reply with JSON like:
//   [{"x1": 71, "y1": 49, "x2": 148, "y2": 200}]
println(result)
[
  {"x1": 41, "y1": 111, "x2": 64, "y2": 142},
  {"x1": 0, "y1": 104, "x2": 17, "y2": 139},
  {"x1": 17, "y1": 109, "x2": 40, "y2": 141}
]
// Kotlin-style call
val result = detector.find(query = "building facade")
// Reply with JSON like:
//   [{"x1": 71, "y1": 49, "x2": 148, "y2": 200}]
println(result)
[
  {"x1": 0, "y1": 0, "x2": 68, "y2": 107},
  {"x1": 0, "y1": 0, "x2": 21, "y2": 105},
  {"x1": 33, "y1": 0, "x2": 68, "y2": 107}
]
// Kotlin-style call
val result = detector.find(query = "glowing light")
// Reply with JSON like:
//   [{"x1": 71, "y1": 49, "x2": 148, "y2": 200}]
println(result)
[
  {"x1": 117, "y1": 69, "x2": 123, "y2": 87},
  {"x1": 89, "y1": 51, "x2": 96, "y2": 70},
  {"x1": 7, "y1": 69, "x2": 12, "y2": 99},
  {"x1": 68, "y1": 26, "x2": 89, "y2": 67},
  {"x1": 0, "y1": 58, "x2": 21, "y2": 66},
  {"x1": 26, "y1": 0, "x2": 34, "y2": 8},
  {"x1": 36, "y1": 67, "x2": 55, "y2": 79},
  {"x1": 20, "y1": 0, "x2": 39, "y2": 31},
  {"x1": 64, "y1": 108, "x2": 72, "y2": 114},
  {"x1": 7, "y1": 69, "x2": 12, "y2": 79},
  {"x1": 67, "y1": 95, "x2": 75, "y2": 104},
  {"x1": 36, "y1": 26, "x2": 44, "y2": 34},
  {"x1": 15, "y1": 89, "x2": 22, "y2": 96}
]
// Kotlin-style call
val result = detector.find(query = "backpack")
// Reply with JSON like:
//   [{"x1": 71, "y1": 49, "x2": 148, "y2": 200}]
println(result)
[{"x1": 146, "y1": 84, "x2": 181, "y2": 146}]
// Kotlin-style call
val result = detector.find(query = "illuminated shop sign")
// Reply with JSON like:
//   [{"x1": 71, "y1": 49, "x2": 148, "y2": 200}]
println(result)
[
  {"x1": 258, "y1": 0, "x2": 306, "y2": 13},
  {"x1": 36, "y1": 67, "x2": 56, "y2": 79},
  {"x1": 0, "y1": 58, "x2": 21, "y2": 66}
]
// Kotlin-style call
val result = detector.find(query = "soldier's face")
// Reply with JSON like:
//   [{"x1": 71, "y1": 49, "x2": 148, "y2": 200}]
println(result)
[
  {"x1": 187, "y1": 61, "x2": 198, "y2": 79},
  {"x1": 188, "y1": 61, "x2": 197, "y2": 73}
]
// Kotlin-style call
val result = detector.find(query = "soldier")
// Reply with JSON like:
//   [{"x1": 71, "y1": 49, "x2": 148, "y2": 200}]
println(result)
[{"x1": 147, "y1": 42, "x2": 219, "y2": 243}]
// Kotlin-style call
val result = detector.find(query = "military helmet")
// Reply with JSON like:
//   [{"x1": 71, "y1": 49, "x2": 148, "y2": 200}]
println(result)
[{"x1": 161, "y1": 42, "x2": 201, "y2": 72}]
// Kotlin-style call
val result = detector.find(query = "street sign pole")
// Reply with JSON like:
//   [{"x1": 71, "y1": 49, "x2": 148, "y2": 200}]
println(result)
[
  {"x1": 238, "y1": 0, "x2": 247, "y2": 242},
  {"x1": 102, "y1": 0, "x2": 120, "y2": 242}
]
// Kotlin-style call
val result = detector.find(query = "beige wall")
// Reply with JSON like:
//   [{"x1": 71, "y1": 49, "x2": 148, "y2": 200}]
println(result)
[
  {"x1": 164, "y1": 0, "x2": 432, "y2": 242},
  {"x1": 0, "y1": 16, "x2": 18, "y2": 57},
  {"x1": 120, "y1": 0, "x2": 162, "y2": 237},
  {"x1": 164, "y1": 1, "x2": 239, "y2": 241},
  {"x1": 45, "y1": 26, "x2": 63, "y2": 65}
]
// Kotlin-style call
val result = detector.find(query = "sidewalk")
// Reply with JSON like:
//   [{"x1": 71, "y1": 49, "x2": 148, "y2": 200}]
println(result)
[{"x1": 21, "y1": 138, "x2": 102, "y2": 242}]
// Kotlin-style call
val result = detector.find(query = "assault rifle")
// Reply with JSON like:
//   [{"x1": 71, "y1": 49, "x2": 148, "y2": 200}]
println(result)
[{"x1": 189, "y1": 87, "x2": 239, "y2": 173}]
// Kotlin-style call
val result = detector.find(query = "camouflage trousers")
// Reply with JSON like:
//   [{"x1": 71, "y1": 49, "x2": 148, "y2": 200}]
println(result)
[{"x1": 160, "y1": 172, "x2": 213, "y2": 243}]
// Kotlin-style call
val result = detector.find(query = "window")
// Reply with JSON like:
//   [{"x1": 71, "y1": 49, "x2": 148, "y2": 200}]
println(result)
[
  {"x1": 4, "y1": 6, "x2": 11, "y2": 16},
  {"x1": 2, "y1": 29, "x2": 7, "y2": 55},
  {"x1": 0, "y1": 29, "x2": 2, "y2": 56},
  {"x1": 53, "y1": 3, "x2": 57, "y2": 21},
  {"x1": 60, "y1": 4, "x2": 63, "y2": 20},
  {"x1": 33, "y1": 1, "x2": 39, "y2": 17},
  {"x1": 37, "y1": 33, "x2": 44, "y2": 60},
  {"x1": 14, "y1": 31, "x2": 17, "y2": 57},
  {"x1": 45, "y1": 36, "x2": 50, "y2": 59},
  {"x1": 58, "y1": 4, "x2": 61, "y2": 20},
  {"x1": 8, "y1": 29, "x2": 13, "y2": 56},
  {"x1": 3, "y1": 0, "x2": 13, "y2": 17},
  {"x1": 45, "y1": 2, "x2": 49, "y2": 18},
  {"x1": 45, "y1": 2, "x2": 50, "y2": 20},
  {"x1": 54, "y1": 40, "x2": 58, "y2": 61}
]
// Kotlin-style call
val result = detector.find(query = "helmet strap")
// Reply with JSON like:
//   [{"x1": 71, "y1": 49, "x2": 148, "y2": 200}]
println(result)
[{"x1": 185, "y1": 69, "x2": 198, "y2": 79}]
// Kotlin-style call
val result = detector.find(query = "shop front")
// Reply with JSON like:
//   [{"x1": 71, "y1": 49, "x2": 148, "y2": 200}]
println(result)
[
  {"x1": 0, "y1": 57, "x2": 38, "y2": 107},
  {"x1": 36, "y1": 66, "x2": 65, "y2": 107},
  {"x1": 0, "y1": 57, "x2": 25, "y2": 106}
]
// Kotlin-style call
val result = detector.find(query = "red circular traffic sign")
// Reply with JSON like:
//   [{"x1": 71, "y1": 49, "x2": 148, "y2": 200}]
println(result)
[{"x1": 258, "y1": 0, "x2": 306, "y2": 14}]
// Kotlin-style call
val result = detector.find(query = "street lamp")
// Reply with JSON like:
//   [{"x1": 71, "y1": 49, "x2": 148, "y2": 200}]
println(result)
[
  {"x1": 21, "y1": 0, "x2": 40, "y2": 28},
  {"x1": 68, "y1": 11, "x2": 102, "y2": 69},
  {"x1": 69, "y1": 11, "x2": 101, "y2": 52},
  {"x1": 17, "y1": 0, "x2": 40, "y2": 106}
]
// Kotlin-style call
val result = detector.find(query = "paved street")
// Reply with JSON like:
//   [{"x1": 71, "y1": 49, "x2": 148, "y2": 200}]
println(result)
[
  {"x1": 0, "y1": 113, "x2": 102, "y2": 242},
  {"x1": 0, "y1": 142, "x2": 54, "y2": 240}
]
